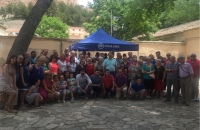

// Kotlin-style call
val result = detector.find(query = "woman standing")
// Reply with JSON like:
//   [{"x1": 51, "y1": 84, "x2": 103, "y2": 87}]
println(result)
[
  {"x1": 154, "y1": 59, "x2": 165, "y2": 99},
  {"x1": 30, "y1": 59, "x2": 44, "y2": 86},
  {"x1": 75, "y1": 59, "x2": 85, "y2": 75},
  {"x1": 16, "y1": 55, "x2": 24, "y2": 82},
  {"x1": 57, "y1": 54, "x2": 67, "y2": 75},
  {"x1": 129, "y1": 59, "x2": 141, "y2": 85},
  {"x1": 85, "y1": 58, "x2": 94, "y2": 77},
  {"x1": 0, "y1": 55, "x2": 18, "y2": 113},
  {"x1": 142, "y1": 57, "x2": 155, "y2": 98},
  {"x1": 67, "y1": 56, "x2": 77, "y2": 78},
  {"x1": 49, "y1": 55, "x2": 59, "y2": 75},
  {"x1": 39, "y1": 56, "x2": 48, "y2": 72},
  {"x1": 123, "y1": 56, "x2": 129, "y2": 70},
  {"x1": 18, "y1": 57, "x2": 31, "y2": 108}
]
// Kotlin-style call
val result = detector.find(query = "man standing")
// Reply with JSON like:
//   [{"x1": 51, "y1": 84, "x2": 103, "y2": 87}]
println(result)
[
  {"x1": 102, "y1": 69, "x2": 115, "y2": 98},
  {"x1": 53, "y1": 50, "x2": 59, "y2": 59},
  {"x1": 116, "y1": 53, "x2": 123, "y2": 67},
  {"x1": 103, "y1": 52, "x2": 117, "y2": 77},
  {"x1": 179, "y1": 55, "x2": 194, "y2": 106},
  {"x1": 76, "y1": 69, "x2": 92, "y2": 99},
  {"x1": 187, "y1": 53, "x2": 199, "y2": 102},
  {"x1": 156, "y1": 51, "x2": 164, "y2": 63},
  {"x1": 164, "y1": 53, "x2": 171, "y2": 66},
  {"x1": 115, "y1": 69, "x2": 127, "y2": 99},
  {"x1": 127, "y1": 52, "x2": 133, "y2": 62},
  {"x1": 90, "y1": 69, "x2": 102, "y2": 99},
  {"x1": 165, "y1": 56, "x2": 179, "y2": 103},
  {"x1": 71, "y1": 50, "x2": 80, "y2": 64},
  {"x1": 30, "y1": 51, "x2": 37, "y2": 64},
  {"x1": 65, "y1": 48, "x2": 70, "y2": 63}
]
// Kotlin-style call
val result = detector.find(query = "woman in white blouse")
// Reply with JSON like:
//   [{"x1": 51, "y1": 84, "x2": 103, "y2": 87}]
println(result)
[
  {"x1": 67, "y1": 56, "x2": 77, "y2": 78},
  {"x1": 57, "y1": 54, "x2": 67, "y2": 75}
]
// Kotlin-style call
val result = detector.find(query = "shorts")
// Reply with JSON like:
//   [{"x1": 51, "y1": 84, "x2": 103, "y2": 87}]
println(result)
[
  {"x1": 58, "y1": 89, "x2": 70, "y2": 95},
  {"x1": 69, "y1": 86, "x2": 77, "y2": 91},
  {"x1": 192, "y1": 78, "x2": 199, "y2": 88},
  {"x1": 130, "y1": 89, "x2": 145, "y2": 95}
]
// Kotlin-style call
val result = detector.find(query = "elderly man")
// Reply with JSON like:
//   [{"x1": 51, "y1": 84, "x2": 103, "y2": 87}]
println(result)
[
  {"x1": 165, "y1": 56, "x2": 179, "y2": 103},
  {"x1": 179, "y1": 54, "x2": 194, "y2": 106},
  {"x1": 71, "y1": 50, "x2": 80, "y2": 64},
  {"x1": 115, "y1": 69, "x2": 127, "y2": 99},
  {"x1": 187, "y1": 53, "x2": 200, "y2": 102},
  {"x1": 103, "y1": 52, "x2": 117, "y2": 77},
  {"x1": 76, "y1": 69, "x2": 92, "y2": 99},
  {"x1": 127, "y1": 52, "x2": 133, "y2": 62}
]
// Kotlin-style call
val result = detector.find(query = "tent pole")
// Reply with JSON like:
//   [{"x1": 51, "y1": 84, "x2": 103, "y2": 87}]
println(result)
[
  {"x1": 137, "y1": 51, "x2": 139, "y2": 60},
  {"x1": 77, "y1": 49, "x2": 79, "y2": 59}
]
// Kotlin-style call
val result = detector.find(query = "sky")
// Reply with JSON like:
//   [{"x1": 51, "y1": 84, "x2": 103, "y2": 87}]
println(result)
[{"x1": 78, "y1": 0, "x2": 93, "y2": 6}]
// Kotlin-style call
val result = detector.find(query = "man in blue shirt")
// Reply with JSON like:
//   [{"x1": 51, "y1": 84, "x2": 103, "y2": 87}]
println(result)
[
  {"x1": 90, "y1": 69, "x2": 102, "y2": 99},
  {"x1": 128, "y1": 76, "x2": 146, "y2": 99},
  {"x1": 103, "y1": 52, "x2": 117, "y2": 77}
]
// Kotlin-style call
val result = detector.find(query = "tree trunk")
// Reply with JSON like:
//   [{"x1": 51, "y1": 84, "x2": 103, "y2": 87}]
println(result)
[{"x1": 7, "y1": 0, "x2": 53, "y2": 61}]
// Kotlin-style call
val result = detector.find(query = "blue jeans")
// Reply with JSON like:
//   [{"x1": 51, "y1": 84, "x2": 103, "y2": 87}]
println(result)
[{"x1": 76, "y1": 85, "x2": 91, "y2": 95}]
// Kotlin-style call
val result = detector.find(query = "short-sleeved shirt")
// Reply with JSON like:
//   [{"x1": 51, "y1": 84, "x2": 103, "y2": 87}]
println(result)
[
  {"x1": 165, "y1": 62, "x2": 179, "y2": 79},
  {"x1": 115, "y1": 75, "x2": 127, "y2": 88},
  {"x1": 154, "y1": 65, "x2": 165, "y2": 80},
  {"x1": 131, "y1": 82, "x2": 146, "y2": 92},
  {"x1": 59, "y1": 80, "x2": 66, "y2": 87},
  {"x1": 103, "y1": 58, "x2": 117, "y2": 72},
  {"x1": 30, "y1": 58, "x2": 35, "y2": 64},
  {"x1": 76, "y1": 74, "x2": 92, "y2": 88},
  {"x1": 142, "y1": 64, "x2": 154, "y2": 79},
  {"x1": 116, "y1": 59, "x2": 123, "y2": 67},
  {"x1": 57, "y1": 60, "x2": 67, "y2": 72},
  {"x1": 179, "y1": 62, "x2": 194, "y2": 78},
  {"x1": 187, "y1": 59, "x2": 200, "y2": 78},
  {"x1": 102, "y1": 75, "x2": 114, "y2": 89}
]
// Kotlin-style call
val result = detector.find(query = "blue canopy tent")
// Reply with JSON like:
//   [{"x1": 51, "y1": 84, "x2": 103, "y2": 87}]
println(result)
[{"x1": 70, "y1": 28, "x2": 139, "y2": 51}]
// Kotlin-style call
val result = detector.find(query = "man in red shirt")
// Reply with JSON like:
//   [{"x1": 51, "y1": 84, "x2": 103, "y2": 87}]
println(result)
[
  {"x1": 187, "y1": 53, "x2": 200, "y2": 102},
  {"x1": 102, "y1": 69, "x2": 115, "y2": 98}
]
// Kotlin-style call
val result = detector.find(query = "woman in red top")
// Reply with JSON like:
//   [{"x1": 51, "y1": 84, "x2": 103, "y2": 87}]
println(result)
[
  {"x1": 48, "y1": 55, "x2": 58, "y2": 75},
  {"x1": 85, "y1": 57, "x2": 94, "y2": 77},
  {"x1": 39, "y1": 71, "x2": 59, "y2": 101}
]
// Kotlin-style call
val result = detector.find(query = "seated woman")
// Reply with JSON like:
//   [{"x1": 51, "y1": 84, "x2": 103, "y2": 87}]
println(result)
[
  {"x1": 26, "y1": 79, "x2": 43, "y2": 108},
  {"x1": 39, "y1": 71, "x2": 59, "y2": 102}
]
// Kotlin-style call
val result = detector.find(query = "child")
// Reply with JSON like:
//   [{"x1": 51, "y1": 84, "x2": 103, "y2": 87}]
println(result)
[
  {"x1": 57, "y1": 75, "x2": 67, "y2": 102},
  {"x1": 67, "y1": 73, "x2": 77, "y2": 101},
  {"x1": 26, "y1": 79, "x2": 43, "y2": 108}
]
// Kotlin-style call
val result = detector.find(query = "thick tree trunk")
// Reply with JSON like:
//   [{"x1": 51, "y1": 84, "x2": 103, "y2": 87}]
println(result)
[{"x1": 7, "y1": 0, "x2": 53, "y2": 61}]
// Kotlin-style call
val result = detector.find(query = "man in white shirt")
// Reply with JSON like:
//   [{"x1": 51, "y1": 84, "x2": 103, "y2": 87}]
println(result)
[
  {"x1": 76, "y1": 68, "x2": 92, "y2": 99},
  {"x1": 71, "y1": 51, "x2": 80, "y2": 64}
]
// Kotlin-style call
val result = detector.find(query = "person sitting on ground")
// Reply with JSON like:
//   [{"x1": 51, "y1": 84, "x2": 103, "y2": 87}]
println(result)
[
  {"x1": 115, "y1": 69, "x2": 127, "y2": 99},
  {"x1": 76, "y1": 69, "x2": 92, "y2": 99},
  {"x1": 67, "y1": 73, "x2": 77, "y2": 101},
  {"x1": 90, "y1": 69, "x2": 102, "y2": 99},
  {"x1": 128, "y1": 76, "x2": 146, "y2": 99},
  {"x1": 26, "y1": 79, "x2": 43, "y2": 108},
  {"x1": 57, "y1": 75, "x2": 67, "y2": 103},
  {"x1": 102, "y1": 69, "x2": 115, "y2": 98}
]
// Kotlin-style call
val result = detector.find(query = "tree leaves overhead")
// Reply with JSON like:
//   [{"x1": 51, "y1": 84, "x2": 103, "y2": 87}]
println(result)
[{"x1": 36, "y1": 15, "x2": 69, "y2": 38}]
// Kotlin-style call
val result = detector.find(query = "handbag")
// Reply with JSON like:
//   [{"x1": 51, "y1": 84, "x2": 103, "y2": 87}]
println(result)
[
  {"x1": 149, "y1": 65, "x2": 155, "y2": 79},
  {"x1": 0, "y1": 92, "x2": 9, "y2": 103}
]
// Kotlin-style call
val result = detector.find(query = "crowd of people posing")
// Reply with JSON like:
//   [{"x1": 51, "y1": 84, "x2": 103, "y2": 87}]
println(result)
[{"x1": 0, "y1": 48, "x2": 199, "y2": 114}]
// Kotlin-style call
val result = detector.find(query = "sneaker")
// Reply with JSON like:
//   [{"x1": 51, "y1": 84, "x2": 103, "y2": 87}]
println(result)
[
  {"x1": 58, "y1": 100, "x2": 61, "y2": 103},
  {"x1": 63, "y1": 100, "x2": 65, "y2": 103},
  {"x1": 195, "y1": 98, "x2": 199, "y2": 102},
  {"x1": 35, "y1": 106, "x2": 41, "y2": 109},
  {"x1": 71, "y1": 98, "x2": 74, "y2": 102}
]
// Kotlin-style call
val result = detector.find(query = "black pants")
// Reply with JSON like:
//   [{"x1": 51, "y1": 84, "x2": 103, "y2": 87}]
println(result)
[
  {"x1": 92, "y1": 86, "x2": 102, "y2": 98},
  {"x1": 104, "y1": 87, "x2": 115, "y2": 98}
]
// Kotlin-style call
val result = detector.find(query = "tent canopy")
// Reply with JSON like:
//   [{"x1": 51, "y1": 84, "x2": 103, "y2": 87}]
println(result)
[{"x1": 70, "y1": 28, "x2": 139, "y2": 51}]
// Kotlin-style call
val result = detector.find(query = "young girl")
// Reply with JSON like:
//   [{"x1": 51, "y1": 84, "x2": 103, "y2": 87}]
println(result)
[
  {"x1": 26, "y1": 79, "x2": 43, "y2": 108},
  {"x1": 67, "y1": 73, "x2": 77, "y2": 101},
  {"x1": 57, "y1": 75, "x2": 67, "y2": 102}
]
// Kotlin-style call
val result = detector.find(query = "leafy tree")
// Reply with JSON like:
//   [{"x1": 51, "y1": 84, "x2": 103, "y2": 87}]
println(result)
[
  {"x1": 160, "y1": 0, "x2": 199, "y2": 28},
  {"x1": 27, "y1": 2, "x2": 34, "y2": 13},
  {"x1": 6, "y1": 3, "x2": 14, "y2": 14},
  {"x1": 36, "y1": 15, "x2": 69, "y2": 38},
  {"x1": 46, "y1": 0, "x2": 58, "y2": 17},
  {"x1": 83, "y1": 0, "x2": 176, "y2": 40},
  {"x1": 0, "y1": 7, "x2": 7, "y2": 20},
  {"x1": 7, "y1": 0, "x2": 53, "y2": 61}
]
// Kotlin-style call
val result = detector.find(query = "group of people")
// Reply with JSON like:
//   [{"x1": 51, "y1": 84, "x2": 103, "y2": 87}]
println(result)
[{"x1": 0, "y1": 48, "x2": 199, "y2": 114}]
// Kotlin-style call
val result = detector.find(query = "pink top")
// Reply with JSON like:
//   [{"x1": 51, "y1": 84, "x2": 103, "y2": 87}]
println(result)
[{"x1": 50, "y1": 62, "x2": 58, "y2": 74}]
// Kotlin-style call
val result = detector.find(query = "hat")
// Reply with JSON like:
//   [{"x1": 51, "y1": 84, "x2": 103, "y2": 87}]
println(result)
[{"x1": 178, "y1": 54, "x2": 185, "y2": 58}]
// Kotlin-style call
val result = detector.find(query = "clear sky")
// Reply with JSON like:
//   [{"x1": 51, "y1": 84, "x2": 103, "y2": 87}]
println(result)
[{"x1": 78, "y1": 0, "x2": 93, "y2": 6}]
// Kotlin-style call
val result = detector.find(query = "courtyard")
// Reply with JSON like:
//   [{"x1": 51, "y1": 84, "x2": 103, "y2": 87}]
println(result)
[{"x1": 0, "y1": 96, "x2": 199, "y2": 130}]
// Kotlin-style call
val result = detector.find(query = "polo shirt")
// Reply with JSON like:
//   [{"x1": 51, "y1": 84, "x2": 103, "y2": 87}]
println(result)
[
  {"x1": 103, "y1": 58, "x2": 117, "y2": 72},
  {"x1": 187, "y1": 59, "x2": 200, "y2": 78},
  {"x1": 165, "y1": 62, "x2": 179, "y2": 79},
  {"x1": 102, "y1": 75, "x2": 114, "y2": 89},
  {"x1": 179, "y1": 62, "x2": 194, "y2": 78},
  {"x1": 115, "y1": 75, "x2": 127, "y2": 88},
  {"x1": 131, "y1": 82, "x2": 146, "y2": 92}
]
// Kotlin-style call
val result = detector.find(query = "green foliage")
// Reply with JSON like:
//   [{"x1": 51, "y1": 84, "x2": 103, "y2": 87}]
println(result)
[
  {"x1": 27, "y1": 2, "x2": 34, "y2": 13},
  {"x1": 159, "y1": 0, "x2": 199, "y2": 28},
  {"x1": 36, "y1": 15, "x2": 69, "y2": 38}
]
